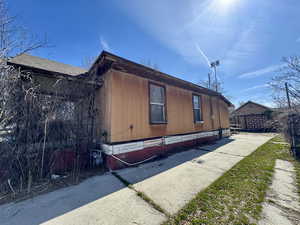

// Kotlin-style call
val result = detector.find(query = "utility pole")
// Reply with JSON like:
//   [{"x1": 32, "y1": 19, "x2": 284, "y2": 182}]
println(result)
[
  {"x1": 213, "y1": 66, "x2": 217, "y2": 92},
  {"x1": 208, "y1": 72, "x2": 211, "y2": 89},
  {"x1": 210, "y1": 60, "x2": 221, "y2": 136},
  {"x1": 285, "y1": 82, "x2": 291, "y2": 109},
  {"x1": 285, "y1": 82, "x2": 296, "y2": 157},
  {"x1": 210, "y1": 60, "x2": 220, "y2": 92}
]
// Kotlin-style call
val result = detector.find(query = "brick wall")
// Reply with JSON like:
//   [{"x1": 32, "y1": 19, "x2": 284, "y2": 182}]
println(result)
[{"x1": 232, "y1": 114, "x2": 267, "y2": 130}]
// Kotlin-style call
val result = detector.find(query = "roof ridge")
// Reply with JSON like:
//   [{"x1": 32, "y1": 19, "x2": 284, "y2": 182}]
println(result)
[{"x1": 233, "y1": 100, "x2": 270, "y2": 113}]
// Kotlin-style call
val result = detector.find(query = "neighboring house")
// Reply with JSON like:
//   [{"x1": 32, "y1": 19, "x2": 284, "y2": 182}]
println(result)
[
  {"x1": 8, "y1": 51, "x2": 233, "y2": 170},
  {"x1": 230, "y1": 101, "x2": 273, "y2": 131}
]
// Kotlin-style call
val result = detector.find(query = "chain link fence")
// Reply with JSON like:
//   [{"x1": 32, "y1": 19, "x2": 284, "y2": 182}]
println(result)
[{"x1": 287, "y1": 113, "x2": 300, "y2": 158}]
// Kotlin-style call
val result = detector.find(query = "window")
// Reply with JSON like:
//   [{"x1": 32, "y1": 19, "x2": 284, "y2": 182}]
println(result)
[
  {"x1": 193, "y1": 95, "x2": 202, "y2": 122},
  {"x1": 149, "y1": 83, "x2": 166, "y2": 124}
]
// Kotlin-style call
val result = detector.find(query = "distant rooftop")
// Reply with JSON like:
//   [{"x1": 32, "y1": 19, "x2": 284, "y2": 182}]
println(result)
[{"x1": 8, "y1": 54, "x2": 87, "y2": 76}]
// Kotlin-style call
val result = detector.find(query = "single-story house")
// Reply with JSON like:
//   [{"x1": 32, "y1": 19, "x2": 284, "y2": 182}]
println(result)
[
  {"x1": 8, "y1": 51, "x2": 233, "y2": 170},
  {"x1": 230, "y1": 101, "x2": 274, "y2": 131}
]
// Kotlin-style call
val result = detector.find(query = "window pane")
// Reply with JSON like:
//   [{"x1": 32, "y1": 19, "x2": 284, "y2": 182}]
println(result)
[
  {"x1": 193, "y1": 95, "x2": 200, "y2": 109},
  {"x1": 150, "y1": 84, "x2": 164, "y2": 104},
  {"x1": 194, "y1": 109, "x2": 201, "y2": 122},
  {"x1": 151, "y1": 104, "x2": 165, "y2": 122}
]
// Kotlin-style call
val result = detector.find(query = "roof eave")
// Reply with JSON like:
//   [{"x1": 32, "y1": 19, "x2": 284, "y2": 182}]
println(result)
[
  {"x1": 7, "y1": 61, "x2": 87, "y2": 78},
  {"x1": 97, "y1": 51, "x2": 233, "y2": 106}
]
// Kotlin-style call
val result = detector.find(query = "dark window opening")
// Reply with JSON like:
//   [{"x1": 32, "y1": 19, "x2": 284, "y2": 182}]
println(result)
[
  {"x1": 149, "y1": 83, "x2": 166, "y2": 124},
  {"x1": 193, "y1": 95, "x2": 202, "y2": 123}
]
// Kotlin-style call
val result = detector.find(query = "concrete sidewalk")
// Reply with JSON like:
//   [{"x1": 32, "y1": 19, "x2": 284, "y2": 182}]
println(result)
[
  {"x1": 259, "y1": 160, "x2": 300, "y2": 225},
  {"x1": 117, "y1": 133, "x2": 274, "y2": 215},
  {"x1": 0, "y1": 133, "x2": 274, "y2": 225}
]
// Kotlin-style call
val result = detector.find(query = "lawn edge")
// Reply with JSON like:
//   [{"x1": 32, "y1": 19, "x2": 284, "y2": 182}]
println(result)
[{"x1": 163, "y1": 136, "x2": 284, "y2": 225}]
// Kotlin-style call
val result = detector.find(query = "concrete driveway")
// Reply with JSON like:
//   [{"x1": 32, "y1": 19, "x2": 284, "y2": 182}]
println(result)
[{"x1": 0, "y1": 133, "x2": 274, "y2": 225}]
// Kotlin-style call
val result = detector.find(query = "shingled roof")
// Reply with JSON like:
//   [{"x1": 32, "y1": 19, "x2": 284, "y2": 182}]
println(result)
[{"x1": 8, "y1": 54, "x2": 87, "y2": 76}]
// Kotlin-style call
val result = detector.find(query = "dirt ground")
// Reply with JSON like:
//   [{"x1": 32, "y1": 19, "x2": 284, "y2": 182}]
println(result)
[{"x1": 0, "y1": 167, "x2": 105, "y2": 206}]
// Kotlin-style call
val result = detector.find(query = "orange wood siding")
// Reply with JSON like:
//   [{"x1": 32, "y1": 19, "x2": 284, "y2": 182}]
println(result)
[
  {"x1": 107, "y1": 70, "x2": 230, "y2": 143},
  {"x1": 220, "y1": 99, "x2": 230, "y2": 128},
  {"x1": 95, "y1": 71, "x2": 112, "y2": 141}
]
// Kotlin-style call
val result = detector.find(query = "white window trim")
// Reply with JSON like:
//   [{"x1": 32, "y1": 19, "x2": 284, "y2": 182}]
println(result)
[
  {"x1": 193, "y1": 95, "x2": 203, "y2": 123},
  {"x1": 149, "y1": 83, "x2": 167, "y2": 124}
]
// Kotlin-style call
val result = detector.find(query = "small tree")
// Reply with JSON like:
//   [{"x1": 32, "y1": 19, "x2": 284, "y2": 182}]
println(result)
[
  {"x1": 199, "y1": 78, "x2": 232, "y2": 101},
  {"x1": 0, "y1": 0, "x2": 96, "y2": 196},
  {"x1": 270, "y1": 56, "x2": 300, "y2": 109},
  {"x1": 0, "y1": 0, "x2": 101, "y2": 199},
  {"x1": 270, "y1": 56, "x2": 300, "y2": 157},
  {"x1": 200, "y1": 79, "x2": 225, "y2": 93}
]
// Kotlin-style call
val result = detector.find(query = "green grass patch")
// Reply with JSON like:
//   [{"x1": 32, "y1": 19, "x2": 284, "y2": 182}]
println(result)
[{"x1": 164, "y1": 136, "x2": 289, "y2": 225}]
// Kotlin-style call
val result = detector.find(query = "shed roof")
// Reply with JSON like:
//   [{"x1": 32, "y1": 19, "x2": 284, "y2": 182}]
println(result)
[
  {"x1": 232, "y1": 101, "x2": 271, "y2": 115},
  {"x1": 8, "y1": 54, "x2": 87, "y2": 76}
]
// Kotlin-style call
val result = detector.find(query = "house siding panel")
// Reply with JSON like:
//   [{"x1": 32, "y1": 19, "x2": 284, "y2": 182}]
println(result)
[
  {"x1": 107, "y1": 70, "x2": 229, "y2": 143},
  {"x1": 94, "y1": 71, "x2": 113, "y2": 142}
]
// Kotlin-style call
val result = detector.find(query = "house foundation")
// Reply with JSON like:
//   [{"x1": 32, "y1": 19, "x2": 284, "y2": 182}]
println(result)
[{"x1": 102, "y1": 128, "x2": 231, "y2": 170}]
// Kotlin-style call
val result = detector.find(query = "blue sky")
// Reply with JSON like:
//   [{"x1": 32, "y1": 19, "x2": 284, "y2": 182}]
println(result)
[{"x1": 9, "y1": 0, "x2": 300, "y2": 107}]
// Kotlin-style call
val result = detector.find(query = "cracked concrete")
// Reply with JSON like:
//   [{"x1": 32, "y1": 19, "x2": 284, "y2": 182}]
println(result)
[
  {"x1": 117, "y1": 133, "x2": 274, "y2": 215},
  {"x1": 259, "y1": 160, "x2": 300, "y2": 225},
  {"x1": 0, "y1": 133, "x2": 274, "y2": 225}
]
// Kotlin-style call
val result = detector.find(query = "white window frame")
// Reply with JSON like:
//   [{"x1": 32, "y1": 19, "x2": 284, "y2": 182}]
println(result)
[
  {"x1": 193, "y1": 94, "x2": 203, "y2": 123},
  {"x1": 149, "y1": 83, "x2": 167, "y2": 124}
]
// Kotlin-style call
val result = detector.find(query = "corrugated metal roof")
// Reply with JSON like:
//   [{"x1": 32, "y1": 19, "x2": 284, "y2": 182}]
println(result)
[{"x1": 8, "y1": 54, "x2": 87, "y2": 76}]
